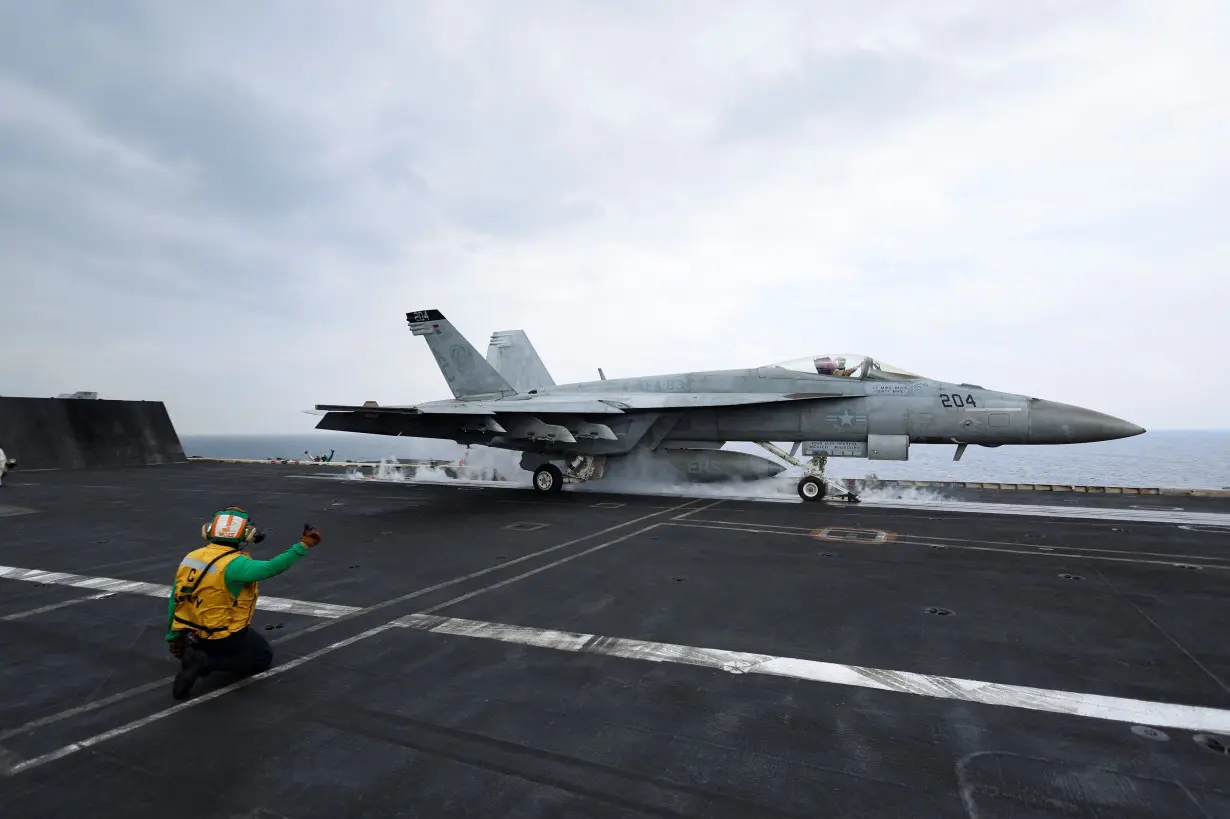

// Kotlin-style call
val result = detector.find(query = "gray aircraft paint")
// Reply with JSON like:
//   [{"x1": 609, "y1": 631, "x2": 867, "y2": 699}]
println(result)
[
  {"x1": 407, "y1": 309, "x2": 516, "y2": 400},
  {"x1": 485, "y1": 330, "x2": 556, "y2": 392},
  {"x1": 315, "y1": 310, "x2": 1144, "y2": 485}
]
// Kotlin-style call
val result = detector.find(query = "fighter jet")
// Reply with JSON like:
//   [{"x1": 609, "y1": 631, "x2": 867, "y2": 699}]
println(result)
[{"x1": 314, "y1": 310, "x2": 1145, "y2": 502}]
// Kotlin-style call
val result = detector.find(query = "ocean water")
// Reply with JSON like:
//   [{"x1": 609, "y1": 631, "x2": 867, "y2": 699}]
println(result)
[{"x1": 181, "y1": 430, "x2": 1230, "y2": 489}]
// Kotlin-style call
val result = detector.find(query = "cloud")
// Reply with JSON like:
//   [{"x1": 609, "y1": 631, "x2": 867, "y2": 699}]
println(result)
[{"x1": 1, "y1": 0, "x2": 1226, "y2": 435}]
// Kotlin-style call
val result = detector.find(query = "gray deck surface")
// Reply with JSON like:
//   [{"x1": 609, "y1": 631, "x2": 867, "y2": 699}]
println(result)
[{"x1": 2, "y1": 462, "x2": 1229, "y2": 818}]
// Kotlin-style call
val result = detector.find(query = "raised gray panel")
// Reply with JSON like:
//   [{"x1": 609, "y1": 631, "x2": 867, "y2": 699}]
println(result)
[
  {"x1": 867, "y1": 434, "x2": 909, "y2": 460},
  {"x1": 802, "y1": 441, "x2": 868, "y2": 457}
]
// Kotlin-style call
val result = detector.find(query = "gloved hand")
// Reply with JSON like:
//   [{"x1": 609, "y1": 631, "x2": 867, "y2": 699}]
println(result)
[{"x1": 301, "y1": 524, "x2": 323, "y2": 547}]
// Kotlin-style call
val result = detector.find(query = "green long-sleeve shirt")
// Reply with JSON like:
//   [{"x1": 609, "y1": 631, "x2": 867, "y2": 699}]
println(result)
[{"x1": 166, "y1": 541, "x2": 309, "y2": 640}]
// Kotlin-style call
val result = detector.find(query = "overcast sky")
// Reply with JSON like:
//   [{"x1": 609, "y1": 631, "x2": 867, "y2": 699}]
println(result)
[{"x1": 3, "y1": 1, "x2": 1226, "y2": 434}]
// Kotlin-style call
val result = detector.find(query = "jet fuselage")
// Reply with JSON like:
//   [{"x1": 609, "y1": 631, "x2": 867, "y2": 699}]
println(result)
[
  {"x1": 466, "y1": 367, "x2": 1141, "y2": 457},
  {"x1": 314, "y1": 311, "x2": 1145, "y2": 496}
]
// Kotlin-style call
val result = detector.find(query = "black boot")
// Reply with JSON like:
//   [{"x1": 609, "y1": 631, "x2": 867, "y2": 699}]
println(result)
[{"x1": 173, "y1": 645, "x2": 209, "y2": 700}]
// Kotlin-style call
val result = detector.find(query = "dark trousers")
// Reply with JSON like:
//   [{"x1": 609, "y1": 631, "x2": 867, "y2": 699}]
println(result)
[{"x1": 196, "y1": 627, "x2": 273, "y2": 677}]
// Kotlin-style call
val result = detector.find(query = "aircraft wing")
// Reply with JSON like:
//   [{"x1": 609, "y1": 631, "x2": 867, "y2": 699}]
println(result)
[
  {"x1": 314, "y1": 391, "x2": 857, "y2": 418},
  {"x1": 314, "y1": 403, "x2": 491, "y2": 415},
  {"x1": 314, "y1": 399, "x2": 619, "y2": 416},
  {"x1": 590, "y1": 391, "x2": 859, "y2": 410},
  {"x1": 313, "y1": 391, "x2": 862, "y2": 444}
]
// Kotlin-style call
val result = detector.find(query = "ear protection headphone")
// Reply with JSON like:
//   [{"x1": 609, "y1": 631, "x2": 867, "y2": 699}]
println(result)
[{"x1": 201, "y1": 506, "x2": 264, "y2": 545}]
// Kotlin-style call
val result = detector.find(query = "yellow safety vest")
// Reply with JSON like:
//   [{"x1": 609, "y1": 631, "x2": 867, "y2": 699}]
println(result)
[{"x1": 171, "y1": 543, "x2": 258, "y2": 639}]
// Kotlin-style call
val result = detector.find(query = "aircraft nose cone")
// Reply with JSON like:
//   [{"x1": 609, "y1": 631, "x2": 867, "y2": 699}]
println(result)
[{"x1": 1027, "y1": 399, "x2": 1146, "y2": 444}]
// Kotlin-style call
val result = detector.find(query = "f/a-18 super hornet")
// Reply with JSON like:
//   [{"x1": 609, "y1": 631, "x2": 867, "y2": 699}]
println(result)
[{"x1": 314, "y1": 310, "x2": 1145, "y2": 501}]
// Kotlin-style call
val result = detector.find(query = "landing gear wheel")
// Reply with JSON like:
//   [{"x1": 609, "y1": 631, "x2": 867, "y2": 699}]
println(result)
[
  {"x1": 798, "y1": 476, "x2": 826, "y2": 501},
  {"x1": 533, "y1": 463, "x2": 563, "y2": 493}
]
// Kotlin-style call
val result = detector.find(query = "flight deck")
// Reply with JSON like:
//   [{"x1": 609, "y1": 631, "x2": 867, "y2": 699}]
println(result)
[{"x1": 1, "y1": 462, "x2": 1229, "y2": 818}]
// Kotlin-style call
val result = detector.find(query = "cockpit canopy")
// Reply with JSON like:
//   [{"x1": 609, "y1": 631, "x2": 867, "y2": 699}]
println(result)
[{"x1": 766, "y1": 354, "x2": 927, "y2": 381}]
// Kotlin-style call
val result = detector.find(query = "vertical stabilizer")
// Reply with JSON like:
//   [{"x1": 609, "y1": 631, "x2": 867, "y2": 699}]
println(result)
[
  {"x1": 487, "y1": 329, "x2": 556, "y2": 392},
  {"x1": 406, "y1": 310, "x2": 517, "y2": 399}
]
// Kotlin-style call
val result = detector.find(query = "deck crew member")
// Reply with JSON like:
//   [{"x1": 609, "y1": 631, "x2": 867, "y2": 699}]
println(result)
[{"x1": 166, "y1": 506, "x2": 323, "y2": 699}]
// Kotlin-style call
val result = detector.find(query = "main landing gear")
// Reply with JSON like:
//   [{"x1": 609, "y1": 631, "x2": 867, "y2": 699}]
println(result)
[
  {"x1": 533, "y1": 463, "x2": 563, "y2": 493},
  {"x1": 754, "y1": 442, "x2": 860, "y2": 504},
  {"x1": 531, "y1": 455, "x2": 605, "y2": 494}
]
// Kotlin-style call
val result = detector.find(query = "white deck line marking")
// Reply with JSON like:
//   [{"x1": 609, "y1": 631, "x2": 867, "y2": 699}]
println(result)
[
  {"x1": 2, "y1": 592, "x2": 117, "y2": 621},
  {"x1": 282, "y1": 499, "x2": 703, "y2": 640},
  {"x1": 0, "y1": 565, "x2": 359, "y2": 619},
  {"x1": 418, "y1": 524, "x2": 663, "y2": 615},
  {"x1": 671, "y1": 499, "x2": 727, "y2": 520},
  {"x1": 859, "y1": 499, "x2": 1230, "y2": 526},
  {"x1": 0, "y1": 500, "x2": 702, "y2": 749},
  {"x1": 681, "y1": 518, "x2": 1230, "y2": 563},
  {"x1": 678, "y1": 518, "x2": 817, "y2": 531},
  {"x1": 5, "y1": 622, "x2": 398, "y2": 776},
  {"x1": 889, "y1": 542, "x2": 1230, "y2": 571},
  {"x1": 663, "y1": 522, "x2": 814, "y2": 537},
  {"x1": 659, "y1": 522, "x2": 1230, "y2": 571},
  {"x1": 394, "y1": 614, "x2": 1230, "y2": 734},
  {"x1": 0, "y1": 682, "x2": 168, "y2": 743}
]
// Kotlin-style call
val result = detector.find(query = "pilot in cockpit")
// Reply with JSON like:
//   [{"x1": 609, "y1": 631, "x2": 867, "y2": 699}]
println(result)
[{"x1": 814, "y1": 356, "x2": 857, "y2": 377}]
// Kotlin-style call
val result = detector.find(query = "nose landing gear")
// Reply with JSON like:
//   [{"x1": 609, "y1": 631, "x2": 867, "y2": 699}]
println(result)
[
  {"x1": 754, "y1": 442, "x2": 861, "y2": 503},
  {"x1": 797, "y1": 475, "x2": 825, "y2": 501}
]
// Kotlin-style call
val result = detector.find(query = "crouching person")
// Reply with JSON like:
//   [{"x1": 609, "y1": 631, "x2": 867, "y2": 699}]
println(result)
[{"x1": 166, "y1": 506, "x2": 323, "y2": 699}]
